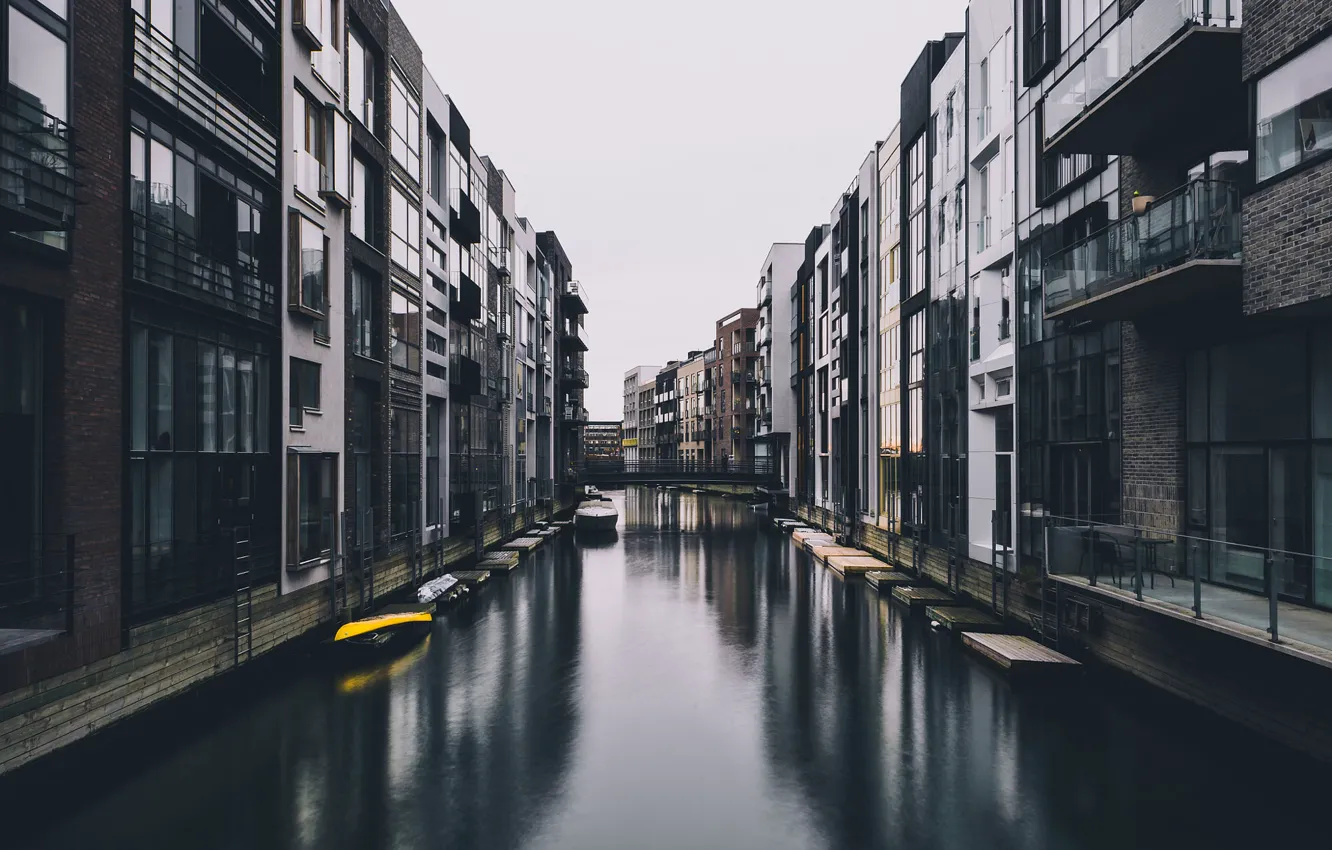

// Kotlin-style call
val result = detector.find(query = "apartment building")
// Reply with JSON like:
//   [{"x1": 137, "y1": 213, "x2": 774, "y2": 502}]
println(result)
[
  {"x1": 678, "y1": 352, "x2": 708, "y2": 464},
  {"x1": 966, "y1": 0, "x2": 1018, "y2": 565},
  {"x1": 655, "y1": 361, "x2": 680, "y2": 461},
  {"x1": 715, "y1": 309, "x2": 760, "y2": 465},
  {"x1": 876, "y1": 128, "x2": 903, "y2": 532},
  {"x1": 583, "y1": 422, "x2": 623, "y2": 464},
  {"x1": 1, "y1": 0, "x2": 122, "y2": 686},
  {"x1": 637, "y1": 373, "x2": 657, "y2": 461},
  {"x1": 755, "y1": 245, "x2": 802, "y2": 489},
  {"x1": 542, "y1": 232, "x2": 587, "y2": 484},
  {"x1": 622, "y1": 365, "x2": 658, "y2": 464}
]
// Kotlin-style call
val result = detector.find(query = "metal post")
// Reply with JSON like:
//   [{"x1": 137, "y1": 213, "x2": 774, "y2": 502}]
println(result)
[
  {"x1": 990, "y1": 510, "x2": 998, "y2": 612},
  {"x1": 1267, "y1": 551, "x2": 1279, "y2": 643},
  {"x1": 1088, "y1": 525, "x2": 1097, "y2": 588},
  {"x1": 1134, "y1": 527, "x2": 1144, "y2": 602},
  {"x1": 64, "y1": 534, "x2": 76, "y2": 634},
  {"x1": 1192, "y1": 541, "x2": 1202, "y2": 618}
]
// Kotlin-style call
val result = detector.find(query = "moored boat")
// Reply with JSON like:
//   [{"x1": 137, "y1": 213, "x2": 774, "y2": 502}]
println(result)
[
  {"x1": 417, "y1": 574, "x2": 461, "y2": 605},
  {"x1": 575, "y1": 501, "x2": 619, "y2": 533},
  {"x1": 332, "y1": 604, "x2": 433, "y2": 652}
]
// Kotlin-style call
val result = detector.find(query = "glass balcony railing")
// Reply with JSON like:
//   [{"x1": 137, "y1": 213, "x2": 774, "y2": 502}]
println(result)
[
  {"x1": 969, "y1": 326, "x2": 980, "y2": 362},
  {"x1": 1043, "y1": 179, "x2": 1241, "y2": 316},
  {"x1": 563, "y1": 279, "x2": 589, "y2": 312},
  {"x1": 561, "y1": 321, "x2": 589, "y2": 350},
  {"x1": 1045, "y1": 0, "x2": 1243, "y2": 145}
]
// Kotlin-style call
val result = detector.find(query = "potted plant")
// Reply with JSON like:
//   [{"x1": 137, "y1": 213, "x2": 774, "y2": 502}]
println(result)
[{"x1": 1132, "y1": 189, "x2": 1155, "y2": 215}]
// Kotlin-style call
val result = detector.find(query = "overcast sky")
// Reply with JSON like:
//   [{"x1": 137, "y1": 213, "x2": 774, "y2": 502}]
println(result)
[{"x1": 397, "y1": 0, "x2": 969, "y2": 419}]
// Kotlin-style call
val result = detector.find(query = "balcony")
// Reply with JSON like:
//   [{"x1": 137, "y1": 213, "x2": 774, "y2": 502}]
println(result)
[
  {"x1": 131, "y1": 209, "x2": 277, "y2": 324},
  {"x1": 0, "y1": 94, "x2": 75, "y2": 233},
  {"x1": 536, "y1": 396, "x2": 552, "y2": 417},
  {"x1": 561, "y1": 320, "x2": 589, "y2": 352},
  {"x1": 451, "y1": 193, "x2": 481, "y2": 245},
  {"x1": 490, "y1": 244, "x2": 510, "y2": 277},
  {"x1": 449, "y1": 353, "x2": 482, "y2": 399},
  {"x1": 1044, "y1": 0, "x2": 1244, "y2": 160},
  {"x1": 561, "y1": 367, "x2": 589, "y2": 388},
  {"x1": 563, "y1": 279, "x2": 589, "y2": 314},
  {"x1": 1043, "y1": 180, "x2": 1241, "y2": 321},
  {"x1": 562, "y1": 405, "x2": 589, "y2": 423},
  {"x1": 759, "y1": 279, "x2": 771, "y2": 306},
  {"x1": 131, "y1": 12, "x2": 279, "y2": 178},
  {"x1": 760, "y1": 325, "x2": 771, "y2": 347},
  {"x1": 451, "y1": 272, "x2": 482, "y2": 323},
  {"x1": 703, "y1": 349, "x2": 720, "y2": 365}
]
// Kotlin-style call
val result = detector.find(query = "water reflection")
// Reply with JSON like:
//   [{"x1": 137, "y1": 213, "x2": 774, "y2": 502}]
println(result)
[{"x1": 23, "y1": 488, "x2": 1325, "y2": 850}]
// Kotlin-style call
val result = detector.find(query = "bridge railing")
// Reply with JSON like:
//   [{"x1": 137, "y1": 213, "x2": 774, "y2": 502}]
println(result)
[{"x1": 578, "y1": 459, "x2": 778, "y2": 479}]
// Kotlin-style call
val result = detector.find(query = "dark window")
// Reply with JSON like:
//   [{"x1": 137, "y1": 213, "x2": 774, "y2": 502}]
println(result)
[
  {"x1": 426, "y1": 330, "x2": 446, "y2": 356},
  {"x1": 427, "y1": 123, "x2": 445, "y2": 204},
  {"x1": 391, "y1": 407, "x2": 421, "y2": 535},
  {"x1": 288, "y1": 212, "x2": 327, "y2": 323},
  {"x1": 390, "y1": 289, "x2": 420, "y2": 372},
  {"x1": 350, "y1": 265, "x2": 382, "y2": 359},
  {"x1": 426, "y1": 400, "x2": 441, "y2": 525},
  {"x1": 286, "y1": 452, "x2": 337, "y2": 566},
  {"x1": 289, "y1": 357, "x2": 320, "y2": 427},
  {"x1": 1023, "y1": 0, "x2": 1060, "y2": 85}
]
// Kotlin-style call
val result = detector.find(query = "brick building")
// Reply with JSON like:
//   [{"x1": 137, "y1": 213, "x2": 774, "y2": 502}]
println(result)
[{"x1": 714, "y1": 308, "x2": 760, "y2": 465}]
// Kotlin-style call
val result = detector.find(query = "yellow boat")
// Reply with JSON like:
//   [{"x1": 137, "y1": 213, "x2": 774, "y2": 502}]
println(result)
[{"x1": 333, "y1": 604, "x2": 433, "y2": 650}]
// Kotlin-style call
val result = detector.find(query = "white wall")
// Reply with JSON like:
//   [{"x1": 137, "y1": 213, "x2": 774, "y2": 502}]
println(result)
[{"x1": 757, "y1": 243, "x2": 802, "y2": 489}]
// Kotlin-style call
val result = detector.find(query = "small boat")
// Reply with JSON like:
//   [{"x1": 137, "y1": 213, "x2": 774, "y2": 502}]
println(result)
[
  {"x1": 417, "y1": 574, "x2": 460, "y2": 605},
  {"x1": 333, "y1": 604, "x2": 433, "y2": 651},
  {"x1": 585, "y1": 485, "x2": 602, "y2": 499},
  {"x1": 575, "y1": 501, "x2": 619, "y2": 533}
]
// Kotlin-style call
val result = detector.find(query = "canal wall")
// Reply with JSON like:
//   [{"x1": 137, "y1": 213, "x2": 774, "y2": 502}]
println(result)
[
  {"x1": 0, "y1": 502, "x2": 572, "y2": 777},
  {"x1": 792, "y1": 505, "x2": 1332, "y2": 764}
]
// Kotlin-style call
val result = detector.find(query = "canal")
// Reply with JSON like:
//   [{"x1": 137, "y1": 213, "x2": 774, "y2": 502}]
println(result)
[{"x1": 19, "y1": 488, "x2": 1326, "y2": 849}]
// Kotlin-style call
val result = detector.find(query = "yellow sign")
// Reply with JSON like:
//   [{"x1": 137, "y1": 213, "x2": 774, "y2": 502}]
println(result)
[{"x1": 622, "y1": 438, "x2": 639, "y2": 447}]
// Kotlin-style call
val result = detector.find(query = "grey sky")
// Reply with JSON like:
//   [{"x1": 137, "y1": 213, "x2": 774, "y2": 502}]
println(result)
[{"x1": 398, "y1": 0, "x2": 969, "y2": 419}]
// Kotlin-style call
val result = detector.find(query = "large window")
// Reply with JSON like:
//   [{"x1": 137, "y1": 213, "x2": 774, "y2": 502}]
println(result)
[
  {"x1": 286, "y1": 452, "x2": 336, "y2": 567},
  {"x1": 346, "y1": 26, "x2": 375, "y2": 130},
  {"x1": 390, "y1": 68, "x2": 420, "y2": 178},
  {"x1": 288, "y1": 212, "x2": 327, "y2": 325},
  {"x1": 127, "y1": 319, "x2": 276, "y2": 621},
  {"x1": 390, "y1": 184, "x2": 420, "y2": 274},
  {"x1": 1256, "y1": 34, "x2": 1332, "y2": 183},
  {"x1": 350, "y1": 265, "x2": 382, "y2": 359},
  {"x1": 426, "y1": 400, "x2": 441, "y2": 526},
  {"x1": 0, "y1": 298, "x2": 46, "y2": 617},
  {"x1": 350, "y1": 153, "x2": 380, "y2": 246},
  {"x1": 289, "y1": 357, "x2": 320, "y2": 427},
  {"x1": 391, "y1": 407, "x2": 421, "y2": 535},
  {"x1": 292, "y1": 88, "x2": 325, "y2": 201},
  {"x1": 427, "y1": 123, "x2": 445, "y2": 205},
  {"x1": 390, "y1": 288, "x2": 420, "y2": 372}
]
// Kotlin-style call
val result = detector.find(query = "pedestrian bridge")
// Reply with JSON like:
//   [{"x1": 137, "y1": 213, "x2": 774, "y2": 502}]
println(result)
[{"x1": 577, "y1": 460, "x2": 782, "y2": 488}]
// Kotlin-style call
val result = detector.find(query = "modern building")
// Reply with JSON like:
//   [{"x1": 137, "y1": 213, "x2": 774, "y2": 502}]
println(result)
[
  {"x1": 637, "y1": 372, "x2": 657, "y2": 461},
  {"x1": 755, "y1": 245, "x2": 803, "y2": 490},
  {"x1": 542, "y1": 232, "x2": 587, "y2": 487},
  {"x1": 965, "y1": 0, "x2": 1017, "y2": 565},
  {"x1": 677, "y1": 352, "x2": 708, "y2": 464},
  {"x1": 583, "y1": 422, "x2": 623, "y2": 464},
  {"x1": 715, "y1": 309, "x2": 760, "y2": 465},
  {"x1": 654, "y1": 361, "x2": 680, "y2": 461},
  {"x1": 622, "y1": 365, "x2": 658, "y2": 464},
  {"x1": 876, "y1": 127, "x2": 903, "y2": 532},
  {"x1": 1, "y1": 0, "x2": 123, "y2": 688}
]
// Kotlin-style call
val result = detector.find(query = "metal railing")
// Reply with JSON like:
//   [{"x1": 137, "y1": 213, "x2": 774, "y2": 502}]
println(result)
[
  {"x1": 1045, "y1": 0, "x2": 1243, "y2": 144},
  {"x1": 131, "y1": 12, "x2": 279, "y2": 176},
  {"x1": 561, "y1": 321, "x2": 589, "y2": 349},
  {"x1": 579, "y1": 458, "x2": 777, "y2": 477},
  {"x1": 1043, "y1": 513, "x2": 1328, "y2": 648},
  {"x1": 131, "y1": 209, "x2": 278, "y2": 324},
  {"x1": 562, "y1": 366, "x2": 589, "y2": 387},
  {"x1": 564, "y1": 279, "x2": 590, "y2": 310},
  {"x1": 1043, "y1": 179, "x2": 1241, "y2": 314},
  {"x1": 0, "y1": 93, "x2": 76, "y2": 231},
  {"x1": 0, "y1": 535, "x2": 75, "y2": 636},
  {"x1": 562, "y1": 405, "x2": 589, "y2": 422}
]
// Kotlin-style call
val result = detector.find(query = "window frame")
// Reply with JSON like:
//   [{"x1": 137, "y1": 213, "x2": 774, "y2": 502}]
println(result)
[
  {"x1": 287, "y1": 210, "x2": 328, "y2": 322},
  {"x1": 389, "y1": 65, "x2": 421, "y2": 178},
  {"x1": 1253, "y1": 30, "x2": 1332, "y2": 187},
  {"x1": 289, "y1": 356, "x2": 321, "y2": 427},
  {"x1": 286, "y1": 451, "x2": 338, "y2": 569}
]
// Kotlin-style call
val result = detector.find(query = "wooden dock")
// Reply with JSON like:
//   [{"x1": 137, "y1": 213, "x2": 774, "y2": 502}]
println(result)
[
  {"x1": 864, "y1": 570, "x2": 916, "y2": 590},
  {"x1": 825, "y1": 555, "x2": 888, "y2": 576},
  {"x1": 773, "y1": 518, "x2": 803, "y2": 531},
  {"x1": 450, "y1": 570, "x2": 490, "y2": 587},
  {"x1": 962, "y1": 633, "x2": 1081, "y2": 675},
  {"x1": 810, "y1": 545, "x2": 866, "y2": 563},
  {"x1": 479, "y1": 551, "x2": 521, "y2": 571},
  {"x1": 502, "y1": 537, "x2": 543, "y2": 552},
  {"x1": 791, "y1": 528, "x2": 833, "y2": 547},
  {"x1": 924, "y1": 605, "x2": 1010, "y2": 634},
  {"x1": 890, "y1": 586, "x2": 967, "y2": 608}
]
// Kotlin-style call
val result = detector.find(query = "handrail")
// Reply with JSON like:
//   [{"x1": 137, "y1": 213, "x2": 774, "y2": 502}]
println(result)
[
  {"x1": 0, "y1": 92, "x2": 76, "y2": 230},
  {"x1": 1043, "y1": 179, "x2": 1240, "y2": 314}
]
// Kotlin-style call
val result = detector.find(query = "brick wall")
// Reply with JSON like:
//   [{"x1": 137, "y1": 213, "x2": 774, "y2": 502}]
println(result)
[
  {"x1": 0, "y1": 0, "x2": 125, "y2": 689},
  {"x1": 1242, "y1": 0, "x2": 1332, "y2": 81},
  {"x1": 0, "y1": 501, "x2": 572, "y2": 776},
  {"x1": 1242, "y1": 162, "x2": 1332, "y2": 315},
  {"x1": 1120, "y1": 321, "x2": 1184, "y2": 533}
]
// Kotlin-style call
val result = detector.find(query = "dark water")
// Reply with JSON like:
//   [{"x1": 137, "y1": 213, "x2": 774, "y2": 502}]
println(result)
[{"x1": 21, "y1": 489, "x2": 1327, "y2": 849}]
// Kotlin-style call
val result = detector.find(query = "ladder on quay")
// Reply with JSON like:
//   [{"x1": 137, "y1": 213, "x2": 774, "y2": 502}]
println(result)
[{"x1": 232, "y1": 525, "x2": 253, "y2": 666}]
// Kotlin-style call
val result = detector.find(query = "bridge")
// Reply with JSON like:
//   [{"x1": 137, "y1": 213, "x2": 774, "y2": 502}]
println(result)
[{"x1": 576, "y1": 460, "x2": 783, "y2": 488}]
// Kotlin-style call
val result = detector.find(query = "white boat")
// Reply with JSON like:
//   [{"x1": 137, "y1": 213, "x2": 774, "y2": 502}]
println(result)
[
  {"x1": 417, "y1": 574, "x2": 460, "y2": 605},
  {"x1": 575, "y1": 501, "x2": 619, "y2": 533}
]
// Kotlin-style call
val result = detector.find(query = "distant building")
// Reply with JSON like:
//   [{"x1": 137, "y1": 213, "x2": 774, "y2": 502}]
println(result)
[{"x1": 584, "y1": 421, "x2": 624, "y2": 464}]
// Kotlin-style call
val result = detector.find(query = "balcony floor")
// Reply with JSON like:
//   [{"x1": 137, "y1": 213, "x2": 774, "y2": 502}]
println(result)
[
  {"x1": 1047, "y1": 258, "x2": 1241, "y2": 322},
  {"x1": 1047, "y1": 27, "x2": 1244, "y2": 160}
]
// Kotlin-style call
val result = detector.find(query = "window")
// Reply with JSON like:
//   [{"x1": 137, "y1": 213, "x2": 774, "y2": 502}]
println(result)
[
  {"x1": 287, "y1": 453, "x2": 337, "y2": 566},
  {"x1": 347, "y1": 26, "x2": 375, "y2": 130},
  {"x1": 390, "y1": 407, "x2": 421, "y2": 535},
  {"x1": 1256, "y1": 34, "x2": 1332, "y2": 183},
  {"x1": 427, "y1": 124, "x2": 445, "y2": 204},
  {"x1": 426, "y1": 361, "x2": 446, "y2": 379},
  {"x1": 427, "y1": 304, "x2": 447, "y2": 327},
  {"x1": 350, "y1": 265, "x2": 381, "y2": 359},
  {"x1": 292, "y1": 0, "x2": 335, "y2": 50},
  {"x1": 292, "y1": 88, "x2": 325, "y2": 201},
  {"x1": 427, "y1": 400, "x2": 441, "y2": 526},
  {"x1": 350, "y1": 153, "x2": 380, "y2": 246},
  {"x1": 288, "y1": 213, "x2": 327, "y2": 322},
  {"x1": 390, "y1": 184, "x2": 420, "y2": 274},
  {"x1": 289, "y1": 358, "x2": 320, "y2": 427},
  {"x1": 390, "y1": 289, "x2": 420, "y2": 371},
  {"x1": 426, "y1": 330, "x2": 446, "y2": 356},
  {"x1": 1023, "y1": 0, "x2": 1059, "y2": 84},
  {"x1": 390, "y1": 68, "x2": 420, "y2": 178}
]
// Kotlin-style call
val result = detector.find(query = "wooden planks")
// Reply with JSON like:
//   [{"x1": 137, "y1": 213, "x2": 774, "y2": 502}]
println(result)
[
  {"x1": 924, "y1": 606, "x2": 1010, "y2": 634},
  {"x1": 790, "y1": 528, "x2": 828, "y2": 546},
  {"x1": 450, "y1": 570, "x2": 490, "y2": 586},
  {"x1": 810, "y1": 545, "x2": 867, "y2": 563},
  {"x1": 479, "y1": 551, "x2": 521, "y2": 571},
  {"x1": 502, "y1": 537, "x2": 543, "y2": 552},
  {"x1": 891, "y1": 586, "x2": 966, "y2": 607},
  {"x1": 826, "y1": 555, "x2": 888, "y2": 575},
  {"x1": 864, "y1": 570, "x2": 916, "y2": 590},
  {"x1": 962, "y1": 633, "x2": 1081, "y2": 674}
]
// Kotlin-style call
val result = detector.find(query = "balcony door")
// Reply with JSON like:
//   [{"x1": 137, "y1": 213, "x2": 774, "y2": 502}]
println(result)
[{"x1": 1207, "y1": 446, "x2": 1311, "y2": 602}]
